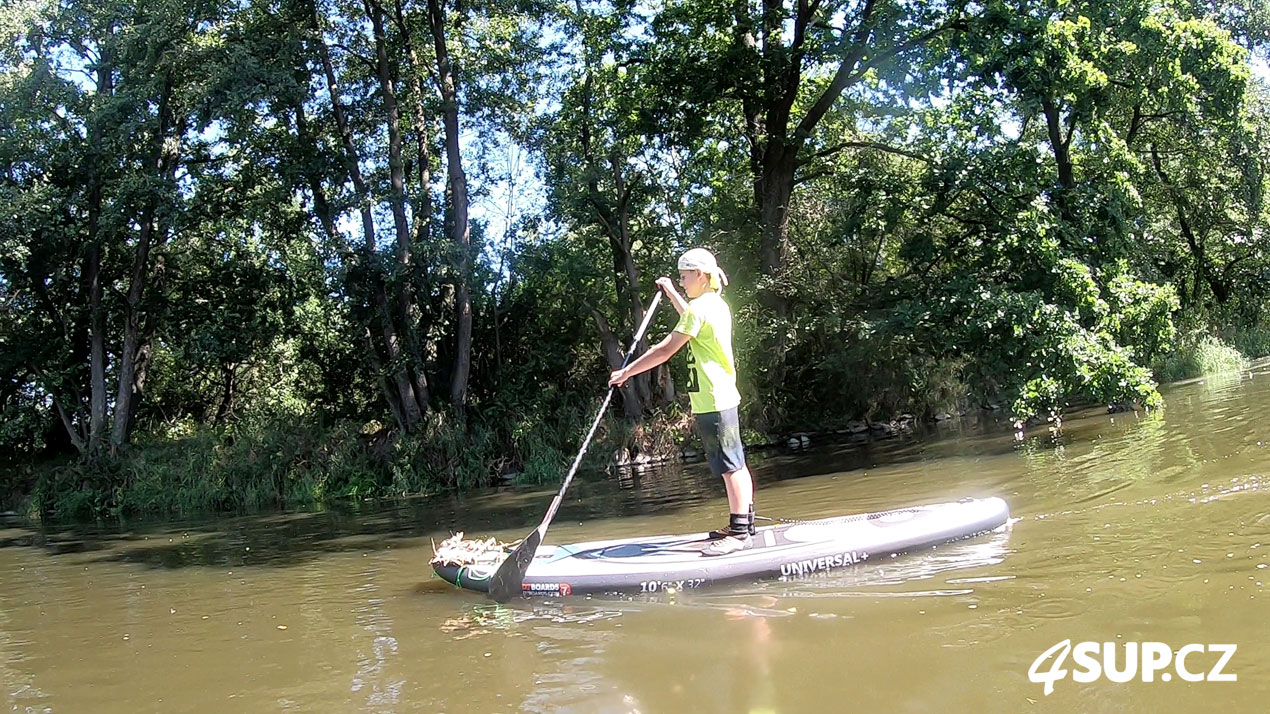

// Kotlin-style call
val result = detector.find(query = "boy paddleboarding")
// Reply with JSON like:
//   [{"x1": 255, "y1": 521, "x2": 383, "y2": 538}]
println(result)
[{"x1": 609, "y1": 248, "x2": 754, "y2": 556}]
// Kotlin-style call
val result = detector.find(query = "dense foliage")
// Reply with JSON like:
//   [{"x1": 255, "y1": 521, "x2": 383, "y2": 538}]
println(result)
[{"x1": 3, "y1": 0, "x2": 1269, "y2": 518}]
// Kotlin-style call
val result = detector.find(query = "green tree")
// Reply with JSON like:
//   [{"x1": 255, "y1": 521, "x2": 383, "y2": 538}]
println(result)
[{"x1": 633, "y1": 0, "x2": 971, "y2": 386}]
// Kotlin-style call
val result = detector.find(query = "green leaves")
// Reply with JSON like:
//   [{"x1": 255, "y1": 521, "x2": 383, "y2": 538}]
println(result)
[{"x1": 5, "y1": 0, "x2": 1270, "y2": 510}]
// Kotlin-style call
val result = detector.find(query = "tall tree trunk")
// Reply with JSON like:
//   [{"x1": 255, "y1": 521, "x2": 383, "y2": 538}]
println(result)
[
  {"x1": 112, "y1": 74, "x2": 180, "y2": 451},
  {"x1": 368, "y1": 0, "x2": 412, "y2": 263},
  {"x1": 591, "y1": 308, "x2": 643, "y2": 418},
  {"x1": 575, "y1": 59, "x2": 654, "y2": 413},
  {"x1": 85, "y1": 44, "x2": 113, "y2": 456},
  {"x1": 741, "y1": 0, "x2": 885, "y2": 390},
  {"x1": 308, "y1": 0, "x2": 421, "y2": 429},
  {"x1": 1150, "y1": 144, "x2": 1230, "y2": 306},
  {"x1": 123, "y1": 340, "x2": 153, "y2": 440},
  {"x1": 293, "y1": 88, "x2": 425, "y2": 427},
  {"x1": 85, "y1": 233, "x2": 106, "y2": 451},
  {"x1": 391, "y1": 0, "x2": 437, "y2": 412},
  {"x1": 370, "y1": 0, "x2": 430, "y2": 416},
  {"x1": 391, "y1": 0, "x2": 434, "y2": 250},
  {"x1": 427, "y1": 0, "x2": 473, "y2": 410},
  {"x1": 610, "y1": 152, "x2": 654, "y2": 410},
  {"x1": 122, "y1": 255, "x2": 165, "y2": 442},
  {"x1": 754, "y1": 146, "x2": 799, "y2": 387},
  {"x1": 756, "y1": 147, "x2": 798, "y2": 278},
  {"x1": 1041, "y1": 94, "x2": 1078, "y2": 235},
  {"x1": 111, "y1": 193, "x2": 158, "y2": 451},
  {"x1": 365, "y1": 327, "x2": 408, "y2": 428},
  {"x1": 214, "y1": 365, "x2": 236, "y2": 426}
]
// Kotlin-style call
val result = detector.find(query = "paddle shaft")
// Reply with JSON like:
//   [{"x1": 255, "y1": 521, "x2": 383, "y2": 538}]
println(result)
[
  {"x1": 487, "y1": 290, "x2": 663, "y2": 601},
  {"x1": 537, "y1": 290, "x2": 663, "y2": 533}
]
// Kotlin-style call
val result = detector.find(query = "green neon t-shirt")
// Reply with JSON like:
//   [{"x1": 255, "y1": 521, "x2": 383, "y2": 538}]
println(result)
[{"x1": 673, "y1": 292, "x2": 741, "y2": 414}]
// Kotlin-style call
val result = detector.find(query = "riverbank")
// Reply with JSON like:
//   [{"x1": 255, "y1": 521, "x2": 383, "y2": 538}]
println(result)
[
  {"x1": 4, "y1": 336, "x2": 1262, "y2": 523},
  {"x1": 1, "y1": 405, "x2": 976, "y2": 523},
  {"x1": 0, "y1": 401, "x2": 1131, "y2": 523}
]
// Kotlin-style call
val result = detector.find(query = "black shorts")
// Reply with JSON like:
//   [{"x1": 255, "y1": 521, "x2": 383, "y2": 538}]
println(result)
[{"x1": 695, "y1": 406, "x2": 746, "y2": 477}]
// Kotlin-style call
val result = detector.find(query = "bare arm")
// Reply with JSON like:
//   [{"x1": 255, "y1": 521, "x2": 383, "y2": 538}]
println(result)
[
  {"x1": 656, "y1": 277, "x2": 689, "y2": 315},
  {"x1": 609, "y1": 331, "x2": 690, "y2": 386}
]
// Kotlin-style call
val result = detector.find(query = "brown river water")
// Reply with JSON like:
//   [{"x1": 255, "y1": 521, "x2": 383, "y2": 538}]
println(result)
[{"x1": 3, "y1": 367, "x2": 1269, "y2": 713}]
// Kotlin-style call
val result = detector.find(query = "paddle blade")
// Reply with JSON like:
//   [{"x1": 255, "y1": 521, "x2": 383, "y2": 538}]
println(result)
[{"x1": 487, "y1": 528, "x2": 542, "y2": 603}]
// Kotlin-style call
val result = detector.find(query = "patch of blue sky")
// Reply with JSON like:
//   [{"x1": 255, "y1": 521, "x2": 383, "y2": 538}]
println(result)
[{"x1": 1253, "y1": 53, "x2": 1269, "y2": 80}]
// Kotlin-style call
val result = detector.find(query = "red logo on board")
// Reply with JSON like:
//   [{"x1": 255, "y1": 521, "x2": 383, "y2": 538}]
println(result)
[{"x1": 522, "y1": 582, "x2": 572, "y2": 596}]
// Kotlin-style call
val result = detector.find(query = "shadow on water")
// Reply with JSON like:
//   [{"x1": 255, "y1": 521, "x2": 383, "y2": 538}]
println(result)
[{"x1": 0, "y1": 484, "x2": 720, "y2": 571}]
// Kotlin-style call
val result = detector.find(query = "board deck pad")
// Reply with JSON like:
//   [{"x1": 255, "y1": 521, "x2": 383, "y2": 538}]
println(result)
[{"x1": 433, "y1": 497, "x2": 1009, "y2": 597}]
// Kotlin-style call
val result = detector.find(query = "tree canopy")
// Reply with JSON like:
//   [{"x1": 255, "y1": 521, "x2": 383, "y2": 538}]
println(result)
[{"x1": 3, "y1": 0, "x2": 1269, "y2": 515}]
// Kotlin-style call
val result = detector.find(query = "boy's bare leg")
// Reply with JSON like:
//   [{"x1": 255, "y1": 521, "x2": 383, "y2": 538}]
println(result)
[{"x1": 723, "y1": 467, "x2": 753, "y2": 515}]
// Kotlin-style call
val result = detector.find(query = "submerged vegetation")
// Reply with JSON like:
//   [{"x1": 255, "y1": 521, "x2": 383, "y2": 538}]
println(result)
[{"x1": 3, "y1": 0, "x2": 1270, "y2": 519}]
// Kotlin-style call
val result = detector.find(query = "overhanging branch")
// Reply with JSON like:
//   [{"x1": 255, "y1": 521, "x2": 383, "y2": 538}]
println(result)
[{"x1": 799, "y1": 140, "x2": 932, "y2": 166}]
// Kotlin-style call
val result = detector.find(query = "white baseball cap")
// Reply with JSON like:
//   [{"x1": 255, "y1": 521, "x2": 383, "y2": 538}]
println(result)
[{"x1": 677, "y1": 248, "x2": 729, "y2": 287}]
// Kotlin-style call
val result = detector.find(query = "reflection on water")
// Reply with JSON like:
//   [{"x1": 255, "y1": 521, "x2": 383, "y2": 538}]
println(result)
[{"x1": 2, "y1": 364, "x2": 1270, "y2": 712}]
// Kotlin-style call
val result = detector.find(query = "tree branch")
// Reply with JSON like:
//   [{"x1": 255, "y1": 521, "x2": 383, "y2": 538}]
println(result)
[
  {"x1": 332, "y1": 43, "x2": 378, "y2": 73},
  {"x1": 53, "y1": 398, "x2": 87, "y2": 453},
  {"x1": 799, "y1": 140, "x2": 932, "y2": 166},
  {"x1": 793, "y1": 169, "x2": 831, "y2": 186},
  {"x1": 796, "y1": 9, "x2": 953, "y2": 139},
  {"x1": 794, "y1": 0, "x2": 878, "y2": 139}
]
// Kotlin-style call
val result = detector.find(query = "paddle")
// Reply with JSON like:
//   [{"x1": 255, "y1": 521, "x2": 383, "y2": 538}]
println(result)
[{"x1": 487, "y1": 290, "x2": 664, "y2": 603}]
